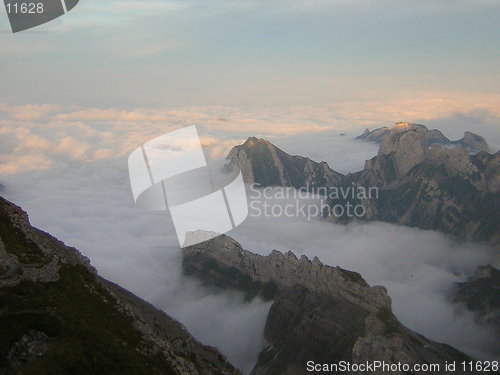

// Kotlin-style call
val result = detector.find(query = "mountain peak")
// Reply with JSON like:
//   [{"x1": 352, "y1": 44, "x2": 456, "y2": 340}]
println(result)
[
  {"x1": 227, "y1": 137, "x2": 343, "y2": 188},
  {"x1": 393, "y1": 122, "x2": 427, "y2": 131},
  {"x1": 243, "y1": 137, "x2": 267, "y2": 148}
]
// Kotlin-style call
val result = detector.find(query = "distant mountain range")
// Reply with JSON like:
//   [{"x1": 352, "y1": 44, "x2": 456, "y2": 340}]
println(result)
[
  {"x1": 227, "y1": 123, "x2": 500, "y2": 249},
  {"x1": 356, "y1": 123, "x2": 489, "y2": 153}
]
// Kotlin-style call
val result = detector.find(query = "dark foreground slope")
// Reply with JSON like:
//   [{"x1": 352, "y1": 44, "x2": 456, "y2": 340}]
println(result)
[
  {"x1": 0, "y1": 197, "x2": 241, "y2": 375},
  {"x1": 183, "y1": 234, "x2": 471, "y2": 375}
]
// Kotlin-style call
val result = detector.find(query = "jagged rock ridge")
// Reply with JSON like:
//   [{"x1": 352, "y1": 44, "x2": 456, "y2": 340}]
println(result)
[
  {"x1": 183, "y1": 234, "x2": 470, "y2": 375},
  {"x1": 0, "y1": 197, "x2": 241, "y2": 375},
  {"x1": 227, "y1": 137, "x2": 343, "y2": 189}
]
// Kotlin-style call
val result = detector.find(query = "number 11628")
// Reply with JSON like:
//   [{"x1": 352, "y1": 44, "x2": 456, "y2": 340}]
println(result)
[{"x1": 6, "y1": 2, "x2": 44, "y2": 14}]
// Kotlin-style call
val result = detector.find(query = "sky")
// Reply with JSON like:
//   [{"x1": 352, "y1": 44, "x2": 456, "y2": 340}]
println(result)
[{"x1": 0, "y1": 0, "x2": 499, "y2": 111}]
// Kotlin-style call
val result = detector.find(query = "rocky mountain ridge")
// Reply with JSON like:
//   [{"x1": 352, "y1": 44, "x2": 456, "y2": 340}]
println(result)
[
  {"x1": 227, "y1": 137, "x2": 343, "y2": 189},
  {"x1": 347, "y1": 125, "x2": 499, "y2": 247},
  {"x1": 183, "y1": 234, "x2": 471, "y2": 375},
  {"x1": 227, "y1": 123, "x2": 500, "y2": 249},
  {"x1": 0, "y1": 196, "x2": 241, "y2": 375}
]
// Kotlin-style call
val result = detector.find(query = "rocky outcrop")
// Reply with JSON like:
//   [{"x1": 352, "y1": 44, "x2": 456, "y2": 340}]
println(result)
[
  {"x1": 376, "y1": 124, "x2": 428, "y2": 179},
  {"x1": 227, "y1": 137, "x2": 343, "y2": 188},
  {"x1": 0, "y1": 197, "x2": 241, "y2": 375},
  {"x1": 183, "y1": 234, "x2": 470, "y2": 375},
  {"x1": 183, "y1": 233, "x2": 389, "y2": 312},
  {"x1": 453, "y1": 265, "x2": 500, "y2": 332},
  {"x1": 357, "y1": 123, "x2": 489, "y2": 153},
  {"x1": 343, "y1": 125, "x2": 500, "y2": 248},
  {"x1": 6, "y1": 330, "x2": 50, "y2": 368}
]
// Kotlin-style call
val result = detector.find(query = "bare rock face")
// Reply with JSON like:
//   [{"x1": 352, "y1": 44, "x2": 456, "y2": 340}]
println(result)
[
  {"x1": 227, "y1": 137, "x2": 343, "y2": 188},
  {"x1": 227, "y1": 138, "x2": 256, "y2": 183},
  {"x1": 427, "y1": 145, "x2": 479, "y2": 178},
  {"x1": 349, "y1": 131, "x2": 500, "y2": 247},
  {"x1": 183, "y1": 235, "x2": 470, "y2": 375},
  {"x1": 0, "y1": 197, "x2": 241, "y2": 375},
  {"x1": 454, "y1": 265, "x2": 500, "y2": 334},
  {"x1": 183, "y1": 234, "x2": 390, "y2": 313},
  {"x1": 361, "y1": 123, "x2": 486, "y2": 186},
  {"x1": 356, "y1": 127, "x2": 391, "y2": 143},
  {"x1": 462, "y1": 131, "x2": 489, "y2": 153},
  {"x1": 7, "y1": 330, "x2": 50, "y2": 367},
  {"x1": 377, "y1": 125, "x2": 429, "y2": 181}
]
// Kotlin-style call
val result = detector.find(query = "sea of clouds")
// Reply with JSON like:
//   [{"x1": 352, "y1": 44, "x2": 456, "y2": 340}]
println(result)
[{"x1": 0, "y1": 111, "x2": 499, "y2": 371}]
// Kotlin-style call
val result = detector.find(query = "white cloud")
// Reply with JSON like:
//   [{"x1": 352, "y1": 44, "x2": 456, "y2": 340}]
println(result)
[
  {"x1": 0, "y1": 153, "x2": 52, "y2": 174},
  {"x1": 1, "y1": 101, "x2": 498, "y2": 177},
  {"x1": 0, "y1": 103, "x2": 59, "y2": 121},
  {"x1": 55, "y1": 136, "x2": 89, "y2": 159}
]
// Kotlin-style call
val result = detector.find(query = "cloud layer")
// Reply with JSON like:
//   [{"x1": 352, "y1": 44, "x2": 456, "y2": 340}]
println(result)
[
  {"x1": 1, "y1": 131, "x2": 498, "y2": 371},
  {"x1": 1, "y1": 101, "x2": 499, "y2": 176}
]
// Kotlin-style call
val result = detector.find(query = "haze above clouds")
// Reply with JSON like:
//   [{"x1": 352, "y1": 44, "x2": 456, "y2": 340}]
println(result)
[{"x1": 1, "y1": 0, "x2": 499, "y2": 108}]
